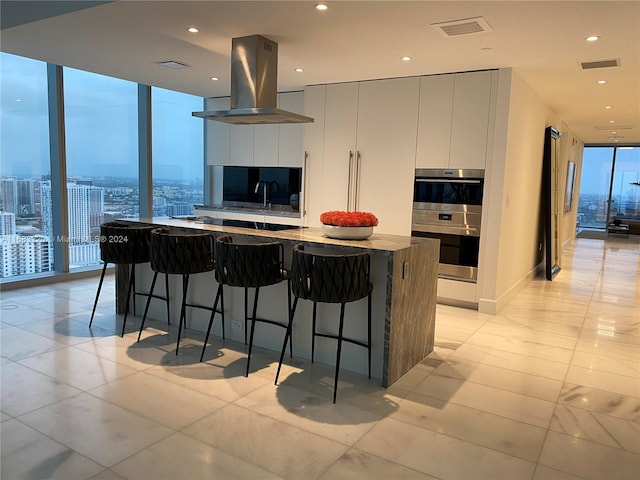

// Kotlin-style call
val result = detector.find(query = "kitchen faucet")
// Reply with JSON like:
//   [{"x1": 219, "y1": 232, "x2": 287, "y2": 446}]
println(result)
[{"x1": 254, "y1": 180, "x2": 269, "y2": 207}]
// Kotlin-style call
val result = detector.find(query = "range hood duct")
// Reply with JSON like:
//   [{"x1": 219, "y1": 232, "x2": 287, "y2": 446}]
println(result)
[{"x1": 192, "y1": 35, "x2": 313, "y2": 125}]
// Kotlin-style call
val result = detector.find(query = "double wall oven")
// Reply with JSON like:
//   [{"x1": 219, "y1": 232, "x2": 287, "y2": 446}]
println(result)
[{"x1": 411, "y1": 169, "x2": 484, "y2": 283}]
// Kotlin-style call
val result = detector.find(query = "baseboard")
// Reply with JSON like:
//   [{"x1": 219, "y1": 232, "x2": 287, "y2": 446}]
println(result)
[{"x1": 477, "y1": 262, "x2": 543, "y2": 314}]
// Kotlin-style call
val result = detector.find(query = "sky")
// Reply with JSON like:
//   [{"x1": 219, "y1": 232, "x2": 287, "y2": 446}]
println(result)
[
  {"x1": 581, "y1": 146, "x2": 640, "y2": 196},
  {"x1": 0, "y1": 52, "x2": 204, "y2": 182}
]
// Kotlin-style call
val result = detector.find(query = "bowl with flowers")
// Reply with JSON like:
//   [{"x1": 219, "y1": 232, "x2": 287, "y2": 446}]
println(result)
[{"x1": 320, "y1": 210, "x2": 379, "y2": 240}]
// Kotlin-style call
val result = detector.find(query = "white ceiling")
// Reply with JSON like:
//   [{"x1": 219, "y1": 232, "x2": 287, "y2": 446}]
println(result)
[{"x1": 1, "y1": 1, "x2": 639, "y2": 144}]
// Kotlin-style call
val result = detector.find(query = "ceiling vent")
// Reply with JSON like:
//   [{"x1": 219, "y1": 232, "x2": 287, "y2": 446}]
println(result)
[
  {"x1": 431, "y1": 16, "x2": 493, "y2": 37},
  {"x1": 580, "y1": 59, "x2": 620, "y2": 70},
  {"x1": 155, "y1": 60, "x2": 191, "y2": 69}
]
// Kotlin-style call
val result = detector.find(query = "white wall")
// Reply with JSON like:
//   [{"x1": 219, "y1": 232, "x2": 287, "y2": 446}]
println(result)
[{"x1": 478, "y1": 68, "x2": 552, "y2": 313}]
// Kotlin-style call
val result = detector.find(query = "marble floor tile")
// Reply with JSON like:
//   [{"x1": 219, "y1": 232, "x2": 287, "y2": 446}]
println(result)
[
  {"x1": 532, "y1": 464, "x2": 591, "y2": 480},
  {"x1": 550, "y1": 404, "x2": 640, "y2": 453},
  {"x1": 390, "y1": 391, "x2": 547, "y2": 461},
  {"x1": 19, "y1": 345, "x2": 139, "y2": 391},
  {"x1": 16, "y1": 315, "x2": 114, "y2": 346},
  {"x1": 558, "y1": 383, "x2": 640, "y2": 423},
  {"x1": 1, "y1": 302, "x2": 63, "y2": 326},
  {"x1": 235, "y1": 382, "x2": 381, "y2": 445},
  {"x1": 466, "y1": 331, "x2": 575, "y2": 364},
  {"x1": 487, "y1": 313, "x2": 582, "y2": 337},
  {"x1": 1, "y1": 361, "x2": 81, "y2": 417},
  {"x1": 449, "y1": 343, "x2": 569, "y2": 381},
  {"x1": 88, "y1": 371, "x2": 228, "y2": 430},
  {"x1": 565, "y1": 365, "x2": 640, "y2": 398},
  {"x1": 570, "y1": 349, "x2": 640, "y2": 377},
  {"x1": 1, "y1": 325, "x2": 67, "y2": 361},
  {"x1": 318, "y1": 448, "x2": 438, "y2": 480},
  {"x1": 1, "y1": 419, "x2": 104, "y2": 480},
  {"x1": 431, "y1": 358, "x2": 563, "y2": 402},
  {"x1": 574, "y1": 336, "x2": 640, "y2": 362},
  {"x1": 538, "y1": 431, "x2": 640, "y2": 480},
  {"x1": 414, "y1": 373, "x2": 556, "y2": 428},
  {"x1": 354, "y1": 417, "x2": 536, "y2": 479},
  {"x1": 88, "y1": 468, "x2": 127, "y2": 480},
  {"x1": 182, "y1": 403, "x2": 349, "y2": 479},
  {"x1": 111, "y1": 432, "x2": 283, "y2": 479},
  {"x1": 17, "y1": 393, "x2": 173, "y2": 467}
]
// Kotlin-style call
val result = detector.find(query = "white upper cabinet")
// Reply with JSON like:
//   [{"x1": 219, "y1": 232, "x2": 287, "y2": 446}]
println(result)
[
  {"x1": 449, "y1": 71, "x2": 494, "y2": 169},
  {"x1": 415, "y1": 75, "x2": 454, "y2": 169},
  {"x1": 205, "y1": 97, "x2": 230, "y2": 166},
  {"x1": 252, "y1": 123, "x2": 278, "y2": 167},
  {"x1": 302, "y1": 85, "x2": 326, "y2": 226},
  {"x1": 356, "y1": 77, "x2": 420, "y2": 235},
  {"x1": 230, "y1": 124, "x2": 254, "y2": 166},
  {"x1": 416, "y1": 70, "x2": 496, "y2": 170},
  {"x1": 306, "y1": 78, "x2": 419, "y2": 235},
  {"x1": 322, "y1": 82, "x2": 359, "y2": 213},
  {"x1": 278, "y1": 91, "x2": 305, "y2": 167}
]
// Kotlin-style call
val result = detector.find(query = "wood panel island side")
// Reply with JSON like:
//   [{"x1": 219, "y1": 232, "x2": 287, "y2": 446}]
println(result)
[{"x1": 119, "y1": 217, "x2": 439, "y2": 387}]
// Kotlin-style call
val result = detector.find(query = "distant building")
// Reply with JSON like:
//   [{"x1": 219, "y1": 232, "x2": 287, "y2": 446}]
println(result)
[
  {"x1": 0, "y1": 212, "x2": 16, "y2": 235},
  {"x1": 0, "y1": 235, "x2": 52, "y2": 278}
]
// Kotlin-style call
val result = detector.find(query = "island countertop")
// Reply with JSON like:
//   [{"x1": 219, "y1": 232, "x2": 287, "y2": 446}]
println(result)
[
  {"x1": 133, "y1": 216, "x2": 429, "y2": 253},
  {"x1": 124, "y1": 216, "x2": 439, "y2": 387}
]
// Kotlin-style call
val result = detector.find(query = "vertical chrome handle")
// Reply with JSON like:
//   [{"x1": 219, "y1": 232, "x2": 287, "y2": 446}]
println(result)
[
  {"x1": 302, "y1": 151, "x2": 308, "y2": 216},
  {"x1": 354, "y1": 151, "x2": 361, "y2": 211},
  {"x1": 347, "y1": 150, "x2": 354, "y2": 211}
]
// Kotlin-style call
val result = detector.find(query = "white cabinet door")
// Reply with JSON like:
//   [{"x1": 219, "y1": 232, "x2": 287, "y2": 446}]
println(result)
[
  {"x1": 322, "y1": 82, "x2": 359, "y2": 213},
  {"x1": 302, "y1": 85, "x2": 326, "y2": 227},
  {"x1": 229, "y1": 125, "x2": 254, "y2": 166},
  {"x1": 415, "y1": 74, "x2": 454, "y2": 169},
  {"x1": 278, "y1": 91, "x2": 305, "y2": 167},
  {"x1": 356, "y1": 77, "x2": 420, "y2": 236},
  {"x1": 205, "y1": 97, "x2": 230, "y2": 165},
  {"x1": 450, "y1": 71, "x2": 493, "y2": 169},
  {"x1": 253, "y1": 124, "x2": 278, "y2": 166}
]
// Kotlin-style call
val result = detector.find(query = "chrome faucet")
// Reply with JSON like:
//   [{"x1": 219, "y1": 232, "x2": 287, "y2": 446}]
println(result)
[{"x1": 254, "y1": 180, "x2": 269, "y2": 207}]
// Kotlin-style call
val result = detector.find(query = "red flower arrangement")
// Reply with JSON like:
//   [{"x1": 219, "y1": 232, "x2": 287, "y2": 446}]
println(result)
[{"x1": 320, "y1": 211, "x2": 379, "y2": 227}]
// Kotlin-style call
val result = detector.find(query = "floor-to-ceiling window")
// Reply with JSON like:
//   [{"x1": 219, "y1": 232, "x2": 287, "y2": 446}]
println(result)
[
  {"x1": 1, "y1": 52, "x2": 206, "y2": 284},
  {"x1": 577, "y1": 145, "x2": 640, "y2": 232},
  {"x1": 0, "y1": 53, "x2": 53, "y2": 279},
  {"x1": 63, "y1": 67, "x2": 139, "y2": 269},
  {"x1": 151, "y1": 87, "x2": 203, "y2": 216}
]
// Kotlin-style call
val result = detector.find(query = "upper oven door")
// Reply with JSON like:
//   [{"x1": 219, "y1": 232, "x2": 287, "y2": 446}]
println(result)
[{"x1": 413, "y1": 168, "x2": 484, "y2": 206}]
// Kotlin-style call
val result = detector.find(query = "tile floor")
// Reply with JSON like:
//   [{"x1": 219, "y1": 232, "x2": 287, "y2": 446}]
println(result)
[{"x1": 1, "y1": 236, "x2": 639, "y2": 479}]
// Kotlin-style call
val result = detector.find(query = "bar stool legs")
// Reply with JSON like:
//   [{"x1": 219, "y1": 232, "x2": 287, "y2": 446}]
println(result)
[{"x1": 89, "y1": 262, "x2": 109, "y2": 328}]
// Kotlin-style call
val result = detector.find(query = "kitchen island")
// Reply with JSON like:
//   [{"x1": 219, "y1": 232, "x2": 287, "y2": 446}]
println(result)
[{"x1": 121, "y1": 217, "x2": 439, "y2": 387}]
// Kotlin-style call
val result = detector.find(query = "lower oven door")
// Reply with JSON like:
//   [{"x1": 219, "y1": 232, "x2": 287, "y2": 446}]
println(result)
[{"x1": 412, "y1": 230, "x2": 480, "y2": 282}]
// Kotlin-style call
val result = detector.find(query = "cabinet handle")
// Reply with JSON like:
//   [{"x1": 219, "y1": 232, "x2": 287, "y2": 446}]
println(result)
[
  {"x1": 302, "y1": 151, "x2": 308, "y2": 216},
  {"x1": 347, "y1": 150, "x2": 354, "y2": 211},
  {"x1": 354, "y1": 151, "x2": 361, "y2": 211}
]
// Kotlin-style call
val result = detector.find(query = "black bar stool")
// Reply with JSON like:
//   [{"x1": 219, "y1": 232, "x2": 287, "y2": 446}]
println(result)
[
  {"x1": 201, "y1": 235, "x2": 291, "y2": 376},
  {"x1": 275, "y1": 244, "x2": 372, "y2": 403},
  {"x1": 137, "y1": 227, "x2": 222, "y2": 354},
  {"x1": 90, "y1": 221, "x2": 169, "y2": 337}
]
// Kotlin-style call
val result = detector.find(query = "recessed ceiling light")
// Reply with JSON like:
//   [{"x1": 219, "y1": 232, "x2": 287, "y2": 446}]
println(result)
[
  {"x1": 597, "y1": 80, "x2": 607, "y2": 84},
  {"x1": 188, "y1": 27, "x2": 199, "y2": 33},
  {"x1": 585, "y1": 35, "x2": 600, "y2": 42},
  {"x1": 609, "y1": 120, "x2": 615, "y2": 124},
  {"x1": 315, "y1": 3, "x2": 328, "y2": 11},
  {"x1": 605, "y1": 105, "x2": 612, "y2": 109},
  {"x1": 401, "y1": 56, "x2": 412, "y2": 62},
  {"x1": 210, "y1": 76, "x2": 219, "y2": 81},
  {"x1": 612, "y1": 131, "x2": 617, "y2": 135},
  {"x1": 15, "y1": 99, "x2": 22, "y2": 102},
  {"x1": 295, "y1": 68, "x2": 304, "y2": 73}
]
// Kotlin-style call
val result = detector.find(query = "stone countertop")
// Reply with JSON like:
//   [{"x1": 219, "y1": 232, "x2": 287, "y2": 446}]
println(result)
[
  {"x1": 132, "y1": 217, "x2": 428, "y2": 253},
  {"x1": 194, "y1": 204, "x2": 301, "y2": 218}
]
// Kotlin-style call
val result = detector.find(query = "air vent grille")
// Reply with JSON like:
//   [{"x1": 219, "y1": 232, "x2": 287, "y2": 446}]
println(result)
[
  {"x1": 580, "y1": 59, "x2": 620, "y2": 70},
  {"x1": 431, "y1": 16, "x2": 493, "y2": 37},
  {"x1": 155, "y1": 60, "x2": 191, "y2": 69}
]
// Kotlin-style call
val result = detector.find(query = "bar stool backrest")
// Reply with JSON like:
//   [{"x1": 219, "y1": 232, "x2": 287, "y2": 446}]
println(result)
[
  {"x1": 215, "y1": 235, "x2": 285, "y2": 288},
  {"x1": 99, "y1": 221, "x2": 154, "y2": 265},
  {"x1": 290, "y1": 244, "x2": 371, "y2": 304},
  {"x1": 150, "y1": 227, "x2": 214, "y2": 275}
]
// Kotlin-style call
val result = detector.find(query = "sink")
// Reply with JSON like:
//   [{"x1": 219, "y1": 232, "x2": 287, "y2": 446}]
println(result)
[{"x1": 197, "y1": 218, "x2": 304, "y2": 231}]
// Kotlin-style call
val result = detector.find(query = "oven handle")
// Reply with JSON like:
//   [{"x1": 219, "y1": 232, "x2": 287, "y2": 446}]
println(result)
[
  {"x1": 412, "y1": 225, "x2": 480, "y2": 237},
  {"x1": 415, "y1": 178, "x2": 482, "y2": 184}
]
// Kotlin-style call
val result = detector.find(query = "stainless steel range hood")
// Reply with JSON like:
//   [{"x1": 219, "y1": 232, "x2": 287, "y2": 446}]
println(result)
[{"x1": 192, "y1": 35, "x2": 313, "y2": 125}]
